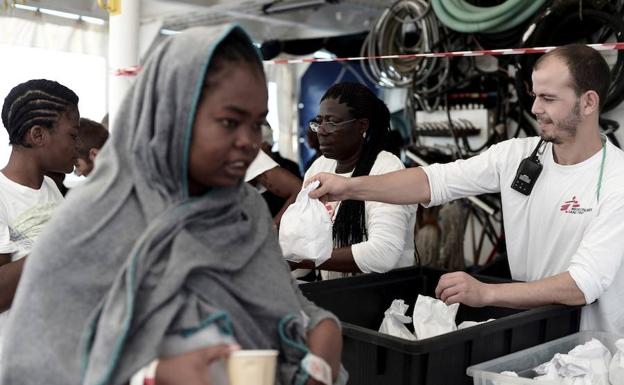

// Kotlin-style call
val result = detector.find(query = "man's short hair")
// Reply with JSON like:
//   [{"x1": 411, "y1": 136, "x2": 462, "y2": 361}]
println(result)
[
  {"x1": 534, "y1": 44, "x2": 610, "y2": 111},
  {"x1": 77, "y1": 118, "x2": 108, "y2": 158}
]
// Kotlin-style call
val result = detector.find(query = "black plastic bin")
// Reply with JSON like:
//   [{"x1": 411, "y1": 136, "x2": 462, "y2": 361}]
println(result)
[
  {"x1": 470, "y1": 255, "x2": 512, "y2": 280},
  {"x1": 300, "y1": 267, "x2": 581, "y2": 385}
]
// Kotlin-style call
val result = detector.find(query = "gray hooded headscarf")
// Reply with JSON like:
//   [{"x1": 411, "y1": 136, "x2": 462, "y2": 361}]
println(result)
[{"x1": 0, "y1": 25, "x2": 346, "y2": 385}]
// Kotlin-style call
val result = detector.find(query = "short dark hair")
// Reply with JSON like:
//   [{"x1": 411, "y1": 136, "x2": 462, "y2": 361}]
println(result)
[
  {"x1": 534, "y1": 44, "x2": 610, "y2": 111},
  {"x1": 1, "y1": 79, "x2": 79, "y2": 146},
  {"x1": 77, "y1": 118, "x2": 109, "y2": 157},
  {"x1": 320, "y1": 82, "x2": 390, "y2": 248},
  {"x1": 204, "y1": 30, "x2": 265, "y2": 88}
]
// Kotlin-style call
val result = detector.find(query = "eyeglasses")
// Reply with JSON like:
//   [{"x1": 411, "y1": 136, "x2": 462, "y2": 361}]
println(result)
[{"x1": 309, "y1": 118, "x2": 356, "y2": 134}]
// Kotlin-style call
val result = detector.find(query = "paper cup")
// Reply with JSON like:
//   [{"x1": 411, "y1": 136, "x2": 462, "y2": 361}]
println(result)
[{"x1": 227, "y1": 349, "x2": 278, "y2": 385}]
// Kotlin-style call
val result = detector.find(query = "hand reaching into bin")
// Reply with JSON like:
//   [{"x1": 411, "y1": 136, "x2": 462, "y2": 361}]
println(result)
[
  {"x1": 436, "y1": 271, "x2": 587, "y2": 309},
  {"x1": 435, "y1": 271, "x2": 493, "y2": 307}
]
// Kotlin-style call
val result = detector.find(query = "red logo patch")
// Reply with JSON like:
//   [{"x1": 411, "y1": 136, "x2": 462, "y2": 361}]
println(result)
[
  {"x1": 560, "y1": 196, "x2": 593, "y2": 215},
  {"x1": 560, "y1": 196, "x2": 580, "y2": 211}
]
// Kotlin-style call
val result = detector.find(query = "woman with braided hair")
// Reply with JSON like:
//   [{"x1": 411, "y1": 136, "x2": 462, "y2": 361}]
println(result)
[
  {"x1": 0, "y1": 79, "x2": 79, "y2": 356},
  {"x1": 291, "y1": 82, "x2": 417, "y2": 280}
]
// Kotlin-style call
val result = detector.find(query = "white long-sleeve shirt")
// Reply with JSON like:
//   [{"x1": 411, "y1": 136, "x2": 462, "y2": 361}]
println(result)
[
  {"x1": 244, "y1": 150, "x2": 278, "y2": 194},
  {"x1": 423, "y1": 137, "x2": 624, "y2": 334},
  {"x1": 305, "y1": 151, "x2": 417, "y2": 280}
]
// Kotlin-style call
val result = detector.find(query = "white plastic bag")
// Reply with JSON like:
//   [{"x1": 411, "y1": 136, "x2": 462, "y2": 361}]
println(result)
[
  {"x1": 457, "y1": 319, "x2": 495, "y2": 330},
  {"x1": 534, "y1": 359, "x2": 563, "y2": 382},
  {"x1": 567, "y1": 338, "x2": 611, "y2": 385},
  {"x1": 378, "y1": 299, "x2": 416, "y2": 341},
  {"x1": 609, "y1": 339, "x2": 624, "y2": 385},
  {"x1": 412, "y1": 295, "x2": 459, "y2": 340},
  {"x1": 493, "y1": 371, "x2": 519, "y2": 385},
  {"x1": 279, "y1": 181, "x2": 333, "y2": 267},
  {"x1": 532, "y1": 339, "x2": 611, "y2": 385},
  {"x1": 555, "y1": 353, "x2": 593, "y2": 385}
]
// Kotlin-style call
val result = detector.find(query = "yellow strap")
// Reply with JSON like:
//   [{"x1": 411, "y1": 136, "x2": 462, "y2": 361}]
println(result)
[{"x1": 97, "y1": 0, "x2": 121, "y2": 15}]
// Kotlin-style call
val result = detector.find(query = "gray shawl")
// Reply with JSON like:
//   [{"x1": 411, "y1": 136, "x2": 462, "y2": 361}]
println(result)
[{"x1": 1, "y1": 25, "x2": 346, "y2": 385}]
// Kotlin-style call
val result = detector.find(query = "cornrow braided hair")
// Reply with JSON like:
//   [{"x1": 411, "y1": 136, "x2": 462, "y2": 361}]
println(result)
[
  {"x1": 1, "y1": 79, "x2": 79, "y2": 147},
  {"x1": 321, "y1": 82, "x2": 390, "y2": 249}
]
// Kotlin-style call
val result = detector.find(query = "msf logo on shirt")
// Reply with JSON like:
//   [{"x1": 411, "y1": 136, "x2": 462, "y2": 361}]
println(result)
[{"x1": 560, "y1": 196, "x2": 593, "y2": 215}]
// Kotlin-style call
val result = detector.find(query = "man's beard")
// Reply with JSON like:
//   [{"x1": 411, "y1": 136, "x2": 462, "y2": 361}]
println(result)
[{"x1": 538, "y1": 102, "x2": 581, "y2": 144}]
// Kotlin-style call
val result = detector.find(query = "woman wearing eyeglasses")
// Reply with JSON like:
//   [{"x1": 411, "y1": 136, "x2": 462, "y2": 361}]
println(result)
[{"x1": 291, "y1": 82, "x2": 417, "y2": 280}]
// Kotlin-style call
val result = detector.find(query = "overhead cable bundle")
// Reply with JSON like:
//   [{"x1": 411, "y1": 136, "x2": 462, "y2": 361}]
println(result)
[
  {"x1": 431, "y1": 0, "x2": 548, "y2": 34},
  {"x1": 361, "y1": 0, "x2": 446, "y2": 88},
  {"x1": 516, "y1": 1, "x2": 624, "y2": 114}
]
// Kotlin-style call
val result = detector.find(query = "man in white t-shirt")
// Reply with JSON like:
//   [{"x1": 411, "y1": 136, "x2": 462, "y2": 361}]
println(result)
[
  {"x1": 308, "y1": 44, "x2": 624, "y2": 334},
  {"x1": 0, "y1": 80, "x2": 79, "y2": 343}
]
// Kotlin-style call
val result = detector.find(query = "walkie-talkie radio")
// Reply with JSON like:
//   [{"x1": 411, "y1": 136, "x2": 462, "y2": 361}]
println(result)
[{"x1": 511, "y1": 139, "x2": 545, "y2": 196}]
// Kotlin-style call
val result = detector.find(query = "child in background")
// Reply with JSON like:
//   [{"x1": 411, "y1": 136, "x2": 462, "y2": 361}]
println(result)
[{"x1": 74, "y1": 117, "x2": 108, "y2": 177}]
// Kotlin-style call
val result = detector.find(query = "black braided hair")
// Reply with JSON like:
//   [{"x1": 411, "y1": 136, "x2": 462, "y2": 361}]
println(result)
[
  {"x1": 1, "y1": 79, "x2": 78, "y2": 147},
  {"x1": 204, "y1": 30, "x2": 265, "y2": 87},
  {"x1": 321, "y1": 82, "x2": 390, "y2": 248}
]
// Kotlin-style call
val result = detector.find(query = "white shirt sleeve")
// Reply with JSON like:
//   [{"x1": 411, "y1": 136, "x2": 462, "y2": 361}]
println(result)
[
  {"x1": 244, "y1": 151, "x2": 279, "y2": 194},
  {"x1": 351, "y1": 200, "x2": 416, "y2": 273},
  {"x1": 351, "y1": 153, "x2": 417, "y2": 273},
  {"x1": 567, "y1": 189, "x2": 624, "y2": 304},
  {"x1": 0, "y1": 211, "x2": 16, "y2": 255},
  {"x1": 422, "y1": 140, "x2": 514, "y2": 207},
  {"x1": 244, "y1": 151, "x2": 278, "y2": 183}
]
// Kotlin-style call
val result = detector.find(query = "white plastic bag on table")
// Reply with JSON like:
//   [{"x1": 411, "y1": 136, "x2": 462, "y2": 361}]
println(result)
[
  {"x1": 378, "y1": 299, "x2": 416, "y2": 341},
  {"x1": 555, "y1": 353, "x2": 593, "y2": 385},
  {"x1": 534, "y1": 358, "x2": 563, "y2": 382},
  {"x1": 567, "y1": 338, "x2": 611, "y2": 385},
  {"x1": 279, "y1": 181, "x2": 333, "y2": 266},
  {"x1": 532, "y1": 338, "x2": 611, "y2": 385},
  {"x1": 534, "y1": 354, "x2": 592, "y2": 384},
  {"x1": 492, "y1": 371, "x2": 518, "y2": 385},
  {"x1": 609, "y1": 339, "x2": 624, "y2": 385},
  {"x1": 412, "y1": 295, "x2": 459, "y2": 340}
]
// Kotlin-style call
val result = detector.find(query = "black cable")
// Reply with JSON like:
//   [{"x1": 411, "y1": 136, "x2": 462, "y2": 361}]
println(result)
[
  {"x1": 516, "y1": 3, "x2": 624, "y2": 114},
  {"x1": 445, "y1": 93, "x2": 465, "y2": 159}
]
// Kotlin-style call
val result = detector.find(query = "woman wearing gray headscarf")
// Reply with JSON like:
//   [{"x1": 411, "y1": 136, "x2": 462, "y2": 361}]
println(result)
[{"x1": 0, "y1": 25, "x2": 346, "y2": 385}]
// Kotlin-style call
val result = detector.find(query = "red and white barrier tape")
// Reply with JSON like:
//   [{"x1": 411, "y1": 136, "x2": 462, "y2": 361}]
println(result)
[
  {"x1": 267, "y1": 42, "x2": 624, "y2": 65},
  {"x1": 108, "y1": 43, "x2": 624, "y2": 75}
]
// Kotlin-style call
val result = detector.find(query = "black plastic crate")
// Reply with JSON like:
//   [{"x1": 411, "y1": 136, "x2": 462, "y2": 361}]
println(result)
[
  {"x1": 300, "y1": 267, "x2": 581, "y2": 385},
  {"x1": 469, "y1": 255, "x2": 512, "y2": 280}
]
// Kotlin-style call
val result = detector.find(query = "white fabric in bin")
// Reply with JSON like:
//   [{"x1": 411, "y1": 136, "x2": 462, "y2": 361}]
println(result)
[
  {"x1": 531, "y1": 338, "x2": 611, "y2": 385},
  {"x1": 378, "y1": 299, "x2": 416, "y2": 341},
  {"x1": 379, "y1": 299, "x2": 416, "y2": 341},
  {"x1": 468, "y1": 332, "x2": 623, "y2": 385},
  {"x1": 492, "y1": 371, "x2": 519, "y2": 385},
  {"x1": 609, "y1": 339, "x2": 624, "y2": 385},
  {"x1": 412, "y1": 295, "x2": 458, "y2": 340}
]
